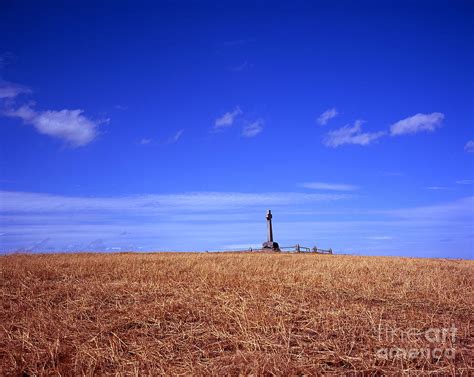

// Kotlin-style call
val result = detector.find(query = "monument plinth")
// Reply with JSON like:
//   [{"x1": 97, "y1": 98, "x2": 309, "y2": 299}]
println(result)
[{"x1": 262, "y1": 209, "x2": 280, "y2": 251}]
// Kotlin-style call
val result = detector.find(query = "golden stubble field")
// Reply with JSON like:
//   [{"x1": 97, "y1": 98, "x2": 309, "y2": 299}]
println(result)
[{"x1": 0, "y1": 252, "x2": 472, "y2": 375}]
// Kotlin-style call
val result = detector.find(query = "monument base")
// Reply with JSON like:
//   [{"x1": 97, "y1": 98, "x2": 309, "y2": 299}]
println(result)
[{"x1": 262, "y1": 241, "x2": 280, "y2": 251}]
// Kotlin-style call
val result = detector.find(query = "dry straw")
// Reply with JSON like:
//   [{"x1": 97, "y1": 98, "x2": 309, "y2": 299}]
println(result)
[{"x1": 1, "y1": 252, "x2": 472, "y2": 374}]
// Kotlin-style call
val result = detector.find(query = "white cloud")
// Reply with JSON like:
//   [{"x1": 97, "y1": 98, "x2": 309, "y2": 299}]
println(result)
[
  {"x1": 3, "y1": 104, "x2": 105, "y2": 147},
  {"x1": 390, "y1": 112, "x2": 444, "y2": 136},
  {"x1": 0, "y1": 79, "x2": 32, "y2": 99},
  {"x1": 167, "y1": 129, "x2": 184, "y2": 144},
  {"x1": 214, "y1": 106, "x2": 242, "y2": 130},
  {"x1": 317, "y1": 107, "x2": 338, "y2": 125},
  {"x1": 366, "y1": 236, "x2": 393, "y2": 240},
  {"x1": 230, "y1": 61, "x2": 251, "y2": 72},
  {"x1": 1, "y1": 192, "x2": 471, "y2": 257},
  {"x1": 387, "y1": 196, "x2": 474, "y2": 221},
  {"x1": 0, "y1": 190, "x2": 352, "y2": 213},
  {"x1": 300, "y1": 182, "x2": 359, "y2": 191},
  {"x1": 139, "y1": 138, "x2": 152, "y2": 145},
  {"x1": 456, "y1": 180, "x2": 473, "y2": 185},
  {"x1": 323, "y1": 120, "x2": 386, "y2": 147},
  {"x1": 213, "y1": 107, "x2": 263, "y2": 138},
  {"x1": 425, "y1": 186, "x2": 447, "y2": 190},
  {"x1": 464, "y1": 140, "x2": 474, "y2": 153},
  {"x1": 242, "y1": 119, "x2": 263, "y2": 138}
]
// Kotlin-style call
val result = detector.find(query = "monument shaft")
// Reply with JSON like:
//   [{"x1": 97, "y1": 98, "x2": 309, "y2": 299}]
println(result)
[
  {"x1": 266, "y1": 210, "x2": 273, "y2": 242},
  {"x1": 262, "y1": 209, "x2": 280, "y2": 251}
]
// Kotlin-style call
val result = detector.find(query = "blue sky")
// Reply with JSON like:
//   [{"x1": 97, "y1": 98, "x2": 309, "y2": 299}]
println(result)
[{"x1": 0, "y1": 1, "x2": 473, "y2": 258}]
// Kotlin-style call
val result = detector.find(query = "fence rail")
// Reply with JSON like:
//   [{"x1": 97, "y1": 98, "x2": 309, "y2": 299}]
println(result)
[
  {"x1": 280, "y1": 244, "x2": 332, "y2": 254},
  {"x1": 201, "y1": 244, "x2": 333, "y2": 254}
]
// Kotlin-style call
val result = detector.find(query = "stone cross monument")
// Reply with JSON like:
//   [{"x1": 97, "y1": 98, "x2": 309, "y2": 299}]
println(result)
[{"x1": 262, "y1": 209, "x2": 280, "y2": 251}]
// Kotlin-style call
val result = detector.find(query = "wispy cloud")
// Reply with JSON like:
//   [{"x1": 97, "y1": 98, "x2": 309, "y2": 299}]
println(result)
[
  {"x1": 242, "y1": 119, "x2": 263, "y2": 138},
  {"x1": 230, "y1": 61, "x2": 252, "y2": 72},
  {"x1": 213, "y1": 108, "x2": 263, "y2": 138},
  {"x1": 221, "y1": 39, "x2": 248, "y2": 47},
  {"x1": 1, "y1": 192, "x2": 471, "y2": 257},
  {"x1": 366, "y1": 236, "x2": 393, "y2": 240},
  {"x1": 3, "y1": 104, "x2": 106, "y2": 147},
  {"x1": 425, "y1": 186, "x2": 447, "y2": 190},
  {"x1": 317, "y1": 107, "x2": 338, "y2": 125},
  {"x1": 300, "y1": 182, "x2": 359, "y2": 191},
  {"x1": 214, "y1": 107, "x2": 242, "y2": 130},
  {"x1": 0, "y1": 79, "x2": 32, "y2": 99},
  {"x1": 464, "y1": 140, "x2": 474, "y2": 153},
  {"x1": 167, "y1": 129, "x2": 184, "y2": 144},
  {"x1": 380, "y1": 171, "x2": 404, "y2": 177},
  {"x1": 1, "y1": 73, "x2": 105, "y2": 147},
  {"x1": 0, "y1": 190, "x2": 352, "y2": 214},
  {"x1": 390, "y1": 112, "x2": 444, "y2": 136},
  {"x1": 456, "y1": 180, "x2": 473, "y2": 185},
  {"x1": 0, "y1": 52, "x2": 15, "y2": 69},
  {"x1": 139, "y1": 138, "x2": 152, "y2": 145},
  {"x1": 387, "y1": 196, "x2": 474, "y2": 221},
  {"x1": 323, "y1": 120, "x2": 386, "y2": 147},
  {"x1": 0, "y1": 190, "x2": 352, "y2": 251}
]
